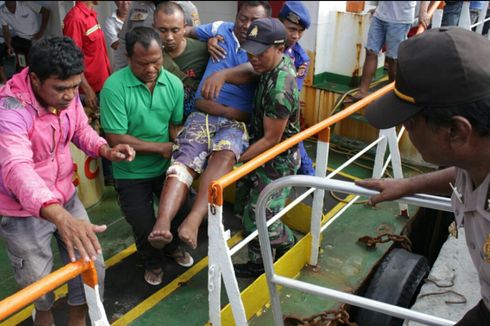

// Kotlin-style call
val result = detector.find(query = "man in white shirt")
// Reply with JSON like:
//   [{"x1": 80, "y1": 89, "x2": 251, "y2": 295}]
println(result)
[
  {"x1": 103, "y1": 1, "x2": 131, "y2": 51},
  {"x1": 0, "y1": 1, "x2": 50, "y2": 69}
]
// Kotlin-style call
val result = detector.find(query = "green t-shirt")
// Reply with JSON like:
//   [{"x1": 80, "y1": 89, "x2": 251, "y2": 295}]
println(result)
[
  {"x1": 100, "y1": 66, "x2": 184, "y2": 179},
  {"x1": 163, "y1": 38, "x2": 209, "y2": 90}
]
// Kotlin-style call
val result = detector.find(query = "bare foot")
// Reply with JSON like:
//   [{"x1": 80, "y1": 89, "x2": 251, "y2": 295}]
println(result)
[
  {"x1": 178, "y1": 218, "x2": 201, "y2": 250},
  {"x1": 148, "y1": 219, "x2": 173, "y2": 249}
]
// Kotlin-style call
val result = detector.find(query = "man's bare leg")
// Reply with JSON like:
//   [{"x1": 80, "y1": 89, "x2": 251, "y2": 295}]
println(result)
[
  {"x1": 356, "y1": 50, "x2": 378, "y2": 98},
  {"x1": 68, "y1": 304, "x2": 87, "y2": 326},
  {"x1": 33, "y1": 309, "x2": 54, "y2": 326},
  {"x1": 178, "y1": 150, "x2": 236, "y2": 249},
  {"x1": 148, "y1": 175, "x2": 192, "y2": 248}
]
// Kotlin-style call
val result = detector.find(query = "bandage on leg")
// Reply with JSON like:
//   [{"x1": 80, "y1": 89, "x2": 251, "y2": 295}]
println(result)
[{"x1": 166, "y1": 163, "x2": 194, "y2": 188}]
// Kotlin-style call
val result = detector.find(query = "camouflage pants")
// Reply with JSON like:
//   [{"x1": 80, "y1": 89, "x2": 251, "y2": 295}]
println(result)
[{"x1": 240, "y1": 149, "x2": 300, "y2": 264}]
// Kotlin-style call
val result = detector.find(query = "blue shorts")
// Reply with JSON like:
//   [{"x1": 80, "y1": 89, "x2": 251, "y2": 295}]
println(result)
[
  {"x1": 0, "y1": 193, "x2": 105, "y2": 310},
  {"x1": 366, "y1": 16, "x2": 411, "y2": 59},
  {"x1": 172, "y1": 111, "x2": 249, "y2": 174}
]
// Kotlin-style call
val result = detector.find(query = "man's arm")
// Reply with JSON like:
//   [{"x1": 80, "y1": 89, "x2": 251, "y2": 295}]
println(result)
[
  {"x1": 418, "y1": 1, "x2": 430, "y2": 29},
  {"x1": 33, "y1": 7, "x2": 50, "y2": 40},
  {"x1": 185, "y1": 26, "x2": 198, "y2": 39},
  {"x1": 105, "y1": 133, "x2": 174, "y2": 159},
  {"x1": 40, "y1": 203, "x2": 107, "y2": 262},
  {"x1": 239, "y1": 116, "x2": 289, "y2": 162},
  {"x1": 80, "y1": 74, "x2": 98, "y2": 109},
  {"x1": 200, "y1": 62, "x2": 259, "y2": 100},
  {"x1": 2, "y1": 25, "x2": 13, "y2": 56},
  {"x1": 355, "y1": 167, "x2": 456, "y2": 206},
  {"x1": 195, "y1": 99, "x2": 250, "y2": 122},
  {"x1": 169, "y1": 123, "x2": 182, "y2": 141}
]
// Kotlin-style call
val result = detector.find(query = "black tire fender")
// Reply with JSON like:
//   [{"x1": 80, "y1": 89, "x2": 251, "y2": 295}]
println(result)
[{"x1": 355, "y1": 248, "x2": 430, "y2": 326}]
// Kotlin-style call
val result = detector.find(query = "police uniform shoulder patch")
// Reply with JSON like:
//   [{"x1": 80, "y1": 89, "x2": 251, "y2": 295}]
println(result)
[
  {"x1": 296, "y1": 63, "x2": 308, "y2": 78},
  {"x1": 130, "y1": 10, "x2": 148, "y2": 22}
]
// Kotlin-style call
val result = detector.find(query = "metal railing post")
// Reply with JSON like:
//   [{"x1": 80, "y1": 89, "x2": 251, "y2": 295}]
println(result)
[
  {"x1": 309, "y1": 127, "x2": 330, "y2": 266},
  {"x1": 208, "y1": 186, "x2": 247, "y2": 326}
]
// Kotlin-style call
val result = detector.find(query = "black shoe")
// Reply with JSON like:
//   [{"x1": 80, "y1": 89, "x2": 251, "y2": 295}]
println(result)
[{"x1": 234, "y1": 262, "x2": 264, "y2": 278}]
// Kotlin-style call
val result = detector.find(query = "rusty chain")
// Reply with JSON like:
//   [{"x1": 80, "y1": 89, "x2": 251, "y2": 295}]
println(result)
[
  {"x1": 358, "y1": 232, "x2": 412, "y2": 251},
  {"x1": 284, "y1": 307, "x2": 358, "y2": 326}
]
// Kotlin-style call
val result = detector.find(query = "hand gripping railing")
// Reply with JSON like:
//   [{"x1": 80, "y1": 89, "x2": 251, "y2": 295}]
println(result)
[
  {"x1": 0, "y1": 259, "x2": 108, "y2": 325},
  {"x1": 255, "y1": 176, "x2": 454, "y2": 326}
]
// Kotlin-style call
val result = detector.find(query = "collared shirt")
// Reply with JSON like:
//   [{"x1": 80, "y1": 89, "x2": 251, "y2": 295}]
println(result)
[
  {"x1": 285, "y1": 42, "x2": 310, "y2": 91},
  {"x1": 100, "y1": 67, "x2": 184, "y2": 179},
  {"x1": 63, "y1": 1, "x2": 111, "y2": 93},
  {"x1": 194, "y1": 21, "x2": 255, "y2": 113},
  {"x1": 452, "y1": 168, "x2": 490, "y2": 311},
  {"x1": 0, "y1": 2, "x2": 42, "y2": 40},
  {"x1": 0, "y1": 68, "x2": 106, "y2": 217}
]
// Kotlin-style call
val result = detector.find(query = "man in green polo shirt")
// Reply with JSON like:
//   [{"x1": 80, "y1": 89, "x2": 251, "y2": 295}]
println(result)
[{"x1": 100, "y1": 26, "x2": 193, "y2": 286}]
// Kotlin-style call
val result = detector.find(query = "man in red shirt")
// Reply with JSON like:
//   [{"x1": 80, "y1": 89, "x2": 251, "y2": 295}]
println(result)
[{"x1": 63, "y1": 1, "x2": 111, "y2": 110}]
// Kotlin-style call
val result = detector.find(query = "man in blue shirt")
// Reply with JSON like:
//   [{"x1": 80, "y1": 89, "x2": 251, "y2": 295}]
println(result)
[{"x1": 148, "y1": 1, "x2": 271, "y2": 251}]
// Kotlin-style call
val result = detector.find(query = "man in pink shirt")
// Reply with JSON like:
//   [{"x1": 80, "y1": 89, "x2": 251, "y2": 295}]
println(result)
[{"x1": 0, "y1": 37, "x2": 134, "y2": 326}]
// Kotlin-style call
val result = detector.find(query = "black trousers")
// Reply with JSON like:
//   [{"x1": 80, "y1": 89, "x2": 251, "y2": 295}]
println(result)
[
  {"x1": 114, "y1": 175, "x2": 191, "y2": 269},
  {"x1": 455, "y1": 299, "x2": 490, "y2": 326}
]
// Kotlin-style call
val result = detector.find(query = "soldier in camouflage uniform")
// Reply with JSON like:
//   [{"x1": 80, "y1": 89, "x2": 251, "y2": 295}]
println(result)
[{"x1": 232, "y1": 18, "x2": 300, "y2": 278}]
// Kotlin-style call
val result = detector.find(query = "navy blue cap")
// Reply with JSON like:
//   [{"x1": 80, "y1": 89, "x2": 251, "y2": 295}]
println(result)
[
  {"x1": 279, "y1": 1, "x2": 311, "y2": 29},
  {"x1": 241, "y1": 18, "x2": 287, "y2": 56}
]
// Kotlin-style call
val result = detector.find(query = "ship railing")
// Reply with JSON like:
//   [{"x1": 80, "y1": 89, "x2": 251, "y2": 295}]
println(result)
[
  {"x1": 0, "y1": 259, "x2": 108, "y2": 325},
  {"x1": 433, "y1": 1, "x2": 490, "y2": 39},
  {"x1": 206, "y1": 2, "x2": 445, "y2": 325},
  {"x1": 255, "y1": 176, "x2": 455, "y2": 326}
]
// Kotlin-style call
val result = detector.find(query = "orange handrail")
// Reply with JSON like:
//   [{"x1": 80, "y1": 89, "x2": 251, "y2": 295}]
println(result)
[
  {"x1": 209, "y1": 1, "x2": 441, "y2": 206},
  {"x1": 0, "y1": 260, "x2": 96, "y2": 322}
]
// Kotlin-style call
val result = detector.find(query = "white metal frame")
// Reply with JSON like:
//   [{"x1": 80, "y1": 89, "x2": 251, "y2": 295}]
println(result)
[
  {"x1": 255, "y1": 176, "x2": 454, "y2": 326},
  {"x1": 207, "y1": 126, "x2": 407, "y2": 325}
]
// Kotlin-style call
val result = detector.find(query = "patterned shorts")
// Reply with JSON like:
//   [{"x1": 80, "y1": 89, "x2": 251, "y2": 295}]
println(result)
[{"x1": 172, "y1": 111, "x2": 249, "y2": 174}]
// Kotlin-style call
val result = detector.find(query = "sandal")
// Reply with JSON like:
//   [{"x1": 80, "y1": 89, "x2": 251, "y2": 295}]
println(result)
[
  {"x1": 168, "y1": 247, "x2": 194, "y2": 268},
  {"x1": 144, "y1": 267, "x2": 163, "y2": 286}
]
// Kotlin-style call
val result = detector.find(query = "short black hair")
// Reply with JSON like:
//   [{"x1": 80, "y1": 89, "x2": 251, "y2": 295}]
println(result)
[
  {"x1": 237, "y1": 1, "x2": 272, "y2": 17},
  {"x1": 126, "y1": 26, "x2": 162, "y2": 58},
  {"x1": 155, "y1": 1, "x2": 185, "y2": 18},
  {"x1": 420, "y1": 96, "x2": 490, "y2": 137},
  {"x1": 28, "y1": 37, "x2": 84, "y2": 83}
]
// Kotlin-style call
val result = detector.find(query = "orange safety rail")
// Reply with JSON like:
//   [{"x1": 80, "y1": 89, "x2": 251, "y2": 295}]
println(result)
[
  {"x1": 210, "y1": 1, "x2": 441, "y2": 206},
  {"x1": 0, "y1": 260, "x2": 96, "y2": 322}
]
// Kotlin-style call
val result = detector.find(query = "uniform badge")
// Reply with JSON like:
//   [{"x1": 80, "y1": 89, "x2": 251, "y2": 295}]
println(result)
[
  {"x1": 484, "y1": 234, "x2": 490, "y2": 263},
  {"x1": 296, "y1": 64, "x2": 307, "y2": 78},
  {"x1": 287, "y1": 12, "x2": 300, "y2": 24},
  {"x1": 249, "y1": 25, "x2": 258, "y2": 38},
  {"x1": 448, "y1": 221, "x2": 458, "y2": 239},
  {"x1": 130, "y1": 11, "x2": 148, "y2": 21}
]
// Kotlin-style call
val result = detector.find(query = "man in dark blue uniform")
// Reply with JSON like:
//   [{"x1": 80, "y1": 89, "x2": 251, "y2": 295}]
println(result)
[{"x1": 278, "y1": 1, "x2": 314, "y2": 175}]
